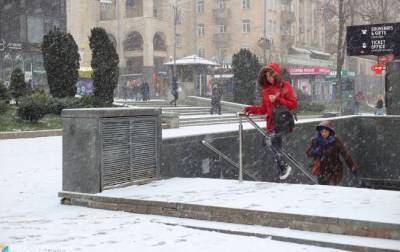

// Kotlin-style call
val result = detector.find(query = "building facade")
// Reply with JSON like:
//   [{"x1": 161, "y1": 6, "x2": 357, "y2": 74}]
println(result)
[
  {"x1": 0, "y1": 0, "x2": 66, "y2": 87},
  {"x1": 183, "y1": 0, "x2": 331, "y2": 97},
  {"x1": 67, "y1": 0, "x2": 331, "y2": 98},
  {"x1": 67, "y1": 0, "x2": 185, "y2": 98}
]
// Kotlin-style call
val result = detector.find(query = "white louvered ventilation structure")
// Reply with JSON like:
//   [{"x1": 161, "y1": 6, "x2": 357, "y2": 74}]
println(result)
[{"x1": 100, "y1": 118, "x2": 158, "y2": 190}]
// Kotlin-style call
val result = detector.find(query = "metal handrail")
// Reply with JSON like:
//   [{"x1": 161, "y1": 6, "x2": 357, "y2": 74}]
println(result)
[
  {"x1": 201, "y1": 112, "x2": 316, "y2": 184},
  {"x1": 238, "y1": 113, "x2": 317, "y2": 184},
  {"x1": 201, "y1": 140, "x2": 256, "y2": 180}
]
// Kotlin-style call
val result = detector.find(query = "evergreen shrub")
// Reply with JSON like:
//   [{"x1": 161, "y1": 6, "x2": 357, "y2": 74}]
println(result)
[{"x1": 17, "y1": 96, "x2": 47, "y2": 122}]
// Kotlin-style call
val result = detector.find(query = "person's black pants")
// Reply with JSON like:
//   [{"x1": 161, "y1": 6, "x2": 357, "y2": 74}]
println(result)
[{"x1": 268, "y1": 131, "x2": 286, "y2": 172}]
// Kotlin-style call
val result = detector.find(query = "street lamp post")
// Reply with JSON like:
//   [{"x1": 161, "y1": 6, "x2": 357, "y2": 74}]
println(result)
[
  {"x1": 263, "y1": 0, "x2": 266, "y2": 64},
  {"x1": 172, "y1": 0, "x2": 178, "y2": 81}
]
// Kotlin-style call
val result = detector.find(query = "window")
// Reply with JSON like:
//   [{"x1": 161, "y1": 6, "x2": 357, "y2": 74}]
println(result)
[
  {"x1": 153, "y1": 32, "x2": 166, "y2": 51},
  {"x1": 126, "y1": 0, "x2": 135, "y2": 7},
  {"x1": 27, "y1": 16, "x2": 44, "y2": 43},
  {"x1": 196, "y1": 0, "x2": 204, "y2": 14},
  {"x1": 198, "y1": 48, "x2": 205, "y2": 58},
  {"x1": 241, "y1": 45, "x2": 251, "y2": 50},
  {"x1": 99, "y1": 0, "x2": 115, "y2": 20},
  {"x1": 175, "y1": 34, "x2": 181, "y2": 48},
  {"x1": 126, "y1": 0, "x2": 143, "y2": 18},
  {"x1": 218, "y1": 24, "x2": 226, "y2": 33},
  {"x1": 267, "y1": 0, "x2": 271, "y2": 10},
  {"x1": 268, "y1": 19, "x2": 272, "y2": 33},
  {"x1": 124, "y1": 32, "x2": 143, "y2": 51},
  {"x1": 197, "y1": 24, "x2": 205, "y2": 36},
  {"x1": 219, "y1": 0, "x2": 226, "y2": 9},
  {"x1": 218, "y1": 48, "x2": 227, "y2": 63},
  {"x1": 176, "y1": 9, "x2": 182, "y2": 24},
  {"x1": 242, "y1": 0, "x2": 250, "y2": 9},
  {"x1": 314, "y1": 30, "x2": 318, "y2": 42},
  {"x1": 242, "y1": 19, "x2": 251, "y2": 33}
]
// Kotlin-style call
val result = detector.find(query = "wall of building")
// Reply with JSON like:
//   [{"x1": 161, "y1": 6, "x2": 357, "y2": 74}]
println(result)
[{"x1": 0, "y1": 0, "x2": 66, "y2": 87}]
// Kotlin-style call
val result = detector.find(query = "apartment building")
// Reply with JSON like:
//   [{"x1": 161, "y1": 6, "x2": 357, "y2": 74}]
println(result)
[
  {"x1": 67, "y1": 0, "x2": 331, "y2": 98},
  {"x1": 67, "y1": 0, "x2": 186, "y2": 98}
]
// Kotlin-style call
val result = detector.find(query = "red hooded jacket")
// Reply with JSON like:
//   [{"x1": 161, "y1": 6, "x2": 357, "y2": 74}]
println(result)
[{"x1": 244, "y1": 63, "x2": 297, "y2": 132}]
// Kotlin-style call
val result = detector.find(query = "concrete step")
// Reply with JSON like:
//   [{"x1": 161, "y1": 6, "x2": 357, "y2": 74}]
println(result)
[{"x1": 156, "y1": 219, "x2": 400, "y2": 252}]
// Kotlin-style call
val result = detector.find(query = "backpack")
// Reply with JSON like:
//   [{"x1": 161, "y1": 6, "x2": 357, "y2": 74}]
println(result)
[
  {"x1": 272, "y1": 80, "x2": 297, "y2": 133},
  {"x1": 272, "y1": 105, "x2": 295, "y2": 133}
]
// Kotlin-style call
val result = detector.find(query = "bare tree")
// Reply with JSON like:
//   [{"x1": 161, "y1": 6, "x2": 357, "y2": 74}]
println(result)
[
  {"x1": 356, "y1": 0, "x2": 400, "y2": 24},
  {"x1": 321, "y1": 0, "x2": 367, "y2": 104}
]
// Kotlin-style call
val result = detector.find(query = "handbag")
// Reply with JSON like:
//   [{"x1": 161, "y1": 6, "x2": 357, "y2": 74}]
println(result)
[{"x1": 311, "y1": 159, "x2": 321, "y2": 176}]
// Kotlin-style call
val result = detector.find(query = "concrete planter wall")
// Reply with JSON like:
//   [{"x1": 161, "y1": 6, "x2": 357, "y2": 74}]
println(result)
[{"x1": 161, "y1": 116, "x2": 400, "y2": 186}]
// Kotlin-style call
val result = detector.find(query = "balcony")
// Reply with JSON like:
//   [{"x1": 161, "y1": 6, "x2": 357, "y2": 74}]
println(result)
[
  {"x1": 212, "y1": 33, "x2": 231, "y2": 46},
  {"x1": 281, "y1": 34, "x2": 295, "y2": 46},
  {"x1": 281, "y1": 10, "x2": 295, "y2": 24},
  {"x1": 212, "y1": 8, "x2": 231, "y2": 22}
]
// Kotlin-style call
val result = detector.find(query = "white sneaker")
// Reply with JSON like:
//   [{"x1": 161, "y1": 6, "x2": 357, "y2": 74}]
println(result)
[{"x1": 279, "y1": 164, "x2": 292, "y2": 180}]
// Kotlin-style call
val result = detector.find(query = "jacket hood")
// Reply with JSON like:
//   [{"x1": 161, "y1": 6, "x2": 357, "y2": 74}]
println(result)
[
  {"x1": 316, "y1": 120, "x2": 335, "y2": 135},
  {"x1": 265, "y1": 63, "x2": 282, "y2": 76}
]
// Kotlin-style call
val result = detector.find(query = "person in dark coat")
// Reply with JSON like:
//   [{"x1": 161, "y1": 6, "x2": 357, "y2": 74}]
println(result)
[
  {"x1": 242, "y1": 63, "x2": 298, "y2": 180},
  {"x1": 133, "y1": 81, "x2": 140, "y2": 101},
  {"x1": 169, "y1": 77, "x2": 178, "y2": 106},
  {"x1": 210, "y1": 86, "x2": 223, "y2": 115},
  {"x1": 306, "y1": 120, "x2": 358, "y2": 185},
  {"x1": 141, "y1": 82, "x2": 150, "y2": 102}
]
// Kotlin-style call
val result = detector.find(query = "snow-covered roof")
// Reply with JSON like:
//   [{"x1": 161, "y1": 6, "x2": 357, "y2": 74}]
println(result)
[
  {"x1": 310, "y1": 49, "x2": 331, "y2": 58},
  {"x1": 164, "y1": 55, "x2": 219, "y2": 66},
  {"x1": 289, "y1": 47, "x2": 312, "y2": 54}
]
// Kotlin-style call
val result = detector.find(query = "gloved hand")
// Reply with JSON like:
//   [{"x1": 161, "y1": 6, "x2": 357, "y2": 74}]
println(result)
[{"x1": 312, "y1": 147, "x2": 321, "y2": 156}]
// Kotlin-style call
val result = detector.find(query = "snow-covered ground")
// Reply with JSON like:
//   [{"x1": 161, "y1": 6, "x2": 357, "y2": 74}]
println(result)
[
  {"x1": 1, "y1": 136, "x2": 399, "y2": 251},
  {"x1": 0, "y1": 136, "x2": 349, "y2": 251}
]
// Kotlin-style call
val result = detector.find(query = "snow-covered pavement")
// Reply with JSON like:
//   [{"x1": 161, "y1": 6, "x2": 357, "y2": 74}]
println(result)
[
  {"x1": 1, "y1": 136, "x2": 399, "y2": 251},
  {"x1": 0, "y1": 136, "x2": 348, "y2": 251},
  {"x1": 101, "y1": 177, "x2": 400, "y2": 225}
]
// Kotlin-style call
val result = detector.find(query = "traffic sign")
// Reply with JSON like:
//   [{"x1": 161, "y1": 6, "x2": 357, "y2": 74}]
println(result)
[
  {"x1": 346, "y1": 22, "x2": 400, "y2": 56},
  {"x1": 371, "y1": 63, "x2": 384, "y2": 74}
]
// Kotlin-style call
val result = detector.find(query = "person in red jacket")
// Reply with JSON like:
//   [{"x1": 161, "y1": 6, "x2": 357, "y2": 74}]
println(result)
[{"x1": 242, "y1": 63, "x2": 298, "y2": 180}]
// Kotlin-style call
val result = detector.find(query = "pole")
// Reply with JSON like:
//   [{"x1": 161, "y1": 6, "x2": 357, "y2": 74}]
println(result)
[
  {"x1": 263, "y1": 0, "x2": 266, "y2": 63},
  {"x1": 173, "y1": 3, "x2": 177, "y2": 81},
  {"x1": 238, "y1": 116, "x2": 243, "y2": 182}
]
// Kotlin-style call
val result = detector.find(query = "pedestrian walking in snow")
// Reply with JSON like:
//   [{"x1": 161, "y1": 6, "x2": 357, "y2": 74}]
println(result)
[
  {"x1": 354, "y1": 91, "x2": 364, "y2": 115},
  {"x1": 242, "y1": 63, "x2": 298, "y2": 180},
  {"x1": 306, "y1": 120, "x2": 358, "y2": 185},
  {"x1": 141, "y1": 82, "x2": 150, "y2": 102},
  {"x1": 169, "y1": 77, "x2": 179, "y2": 106},
  {"x1": 132, "y1": 81, "x2": 140, "y2": 101},
  {"x1": 210, "y1": 86, "x2": 223, "y2": 115},
  {"x1": 375, "y1": 95, "x2": 385, "y2": 115}
]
